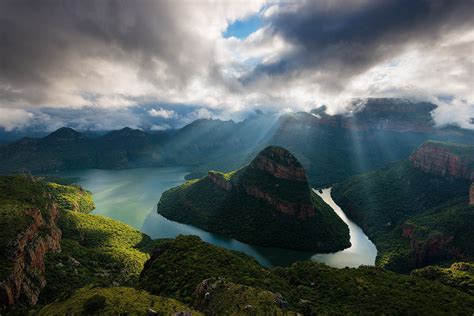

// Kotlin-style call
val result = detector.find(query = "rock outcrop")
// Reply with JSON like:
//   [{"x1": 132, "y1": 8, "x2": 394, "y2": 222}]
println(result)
[
  {"x1": 470, "y1": 183, "x2": 474, "y2": 206},
  {"x1": 250, "y1": 146, "x2": 307, "y2": 181},
  {"x1": 402, "y1": 223, "x2": 460, "y2": 267},
  {"x1": 208, "y1": 171, "x2": 232, "y2": 191},
  {"x1": 410, "y1": 142, "x2": 474, "y2": 181},
  {"x1": 0, "y1": 204, "x2": 61, "y2": 307},
  {"x1": 242, "y1": 185, "x2": 315, "y2": 219},
  {"x1": 208, "y1": 146, "x2": 315, "y2": 219}
]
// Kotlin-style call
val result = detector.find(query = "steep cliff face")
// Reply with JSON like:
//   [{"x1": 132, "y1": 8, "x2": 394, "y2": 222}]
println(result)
[
  {"x1": 410, "y1": 141, "x2": 474, "y2": 181},
  {"x1": 0, "y1": 203, "x2": 61, "y2": 307},
  {"x1": 242, "y1": 185, "x2": 315, "y2": 219},
  {"x1": 402, "y1": 224, "x2": 457, "y2": 267},
  {"x1": 250, "y1": 146, "x2": 307, "y2": 182},
  {"x1": 208, "y1": 147, "x2": 315, "y2": 219},
  {"x1": 470, "y1": 183, "x2": 474, "y2": 206},
  {"x1": 208, "y1": 171, "x2": 232, "y2": 191}
]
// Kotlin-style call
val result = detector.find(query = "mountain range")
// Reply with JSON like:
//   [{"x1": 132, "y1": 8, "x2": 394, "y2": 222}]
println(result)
[{"x1": 1, "y1": 99, "x2": 473, "y2": 187}]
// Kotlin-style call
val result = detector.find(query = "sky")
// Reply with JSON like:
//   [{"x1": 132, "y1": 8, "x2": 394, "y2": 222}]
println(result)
[{"x1": 0, "y1": 0, "x2": 473, "y2": 132}]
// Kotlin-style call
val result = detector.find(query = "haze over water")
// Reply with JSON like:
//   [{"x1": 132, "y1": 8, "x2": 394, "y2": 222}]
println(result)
[{"x1": 55, "y1": 167, "x2": 377, "y2": 268}]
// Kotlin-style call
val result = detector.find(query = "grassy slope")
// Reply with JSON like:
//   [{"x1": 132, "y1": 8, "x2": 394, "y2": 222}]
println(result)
[
  {"x1": 332, "y1": 160, "x2": 472, "y2": 272},
  {"x1": 193, "y1": 278, "x2": 293, "y2": 316},
  {"x1": 158, "y1": 167, "x2": 350, "y2": 251},
  {"x1": 412, "y1": 262, "x2": 474, "y2": 295},
  {"x1": 47, "y1": 182, "x2": 95, "y2": 213},
  {"x1": 0, "y1": 175, "x2": 91, "y2": 280},
  {"x1": 37, "y1": 286, "x2": 202, "y2": 316},
  {"x1": 140, "y1": 236, "x2": 474, "y2": 315},
  {"x1": 140, "y1": 236, "x2": 280, "y2": 304},
  {"x1": 0, "y1": 176, "x2": 46, "y2": 280},
  {"x1": 40, "y1": 211, "x2": 153, "y2": 303}
]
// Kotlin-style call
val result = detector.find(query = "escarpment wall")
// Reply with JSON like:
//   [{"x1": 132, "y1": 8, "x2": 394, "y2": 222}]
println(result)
[
  {"x1": 250, "y1": 147, "x2": 307, "y2": 182},
  {"x1": 0, "y1": 204, "x2": 61, "y2": 307},
  {"x1": 410, "y1": 143, "x2": 474, "y2": 181}
]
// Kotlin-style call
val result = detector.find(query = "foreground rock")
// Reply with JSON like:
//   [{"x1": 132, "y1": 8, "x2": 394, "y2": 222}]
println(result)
[
  {"x1": 0, "y1": 176, "x2": 62, "y2": 307},
  {"x1": 140, "y1": 235, "x2": 474, "y2": 315},
  {"x1": 37, "y1": 286, "x2": 202, "y2": 316},
  {"x1": 158, "y1": 146, "x2": 350, "y2": 251}
]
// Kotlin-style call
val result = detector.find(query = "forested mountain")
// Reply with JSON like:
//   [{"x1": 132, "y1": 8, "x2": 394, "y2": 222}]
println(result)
[{"x1": 1, "y1": 99, "x2": 472, "y2": 188}]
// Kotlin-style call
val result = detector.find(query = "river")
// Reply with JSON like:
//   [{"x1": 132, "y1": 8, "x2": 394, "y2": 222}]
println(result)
[{"x1": 53, "y1": 167, "x2": 377, "y2": 268}]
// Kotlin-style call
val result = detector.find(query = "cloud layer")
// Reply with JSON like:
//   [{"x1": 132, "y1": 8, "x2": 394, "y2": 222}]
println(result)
[{"x1": 0, "y1": 0, "x2": 472, "y2": 130}]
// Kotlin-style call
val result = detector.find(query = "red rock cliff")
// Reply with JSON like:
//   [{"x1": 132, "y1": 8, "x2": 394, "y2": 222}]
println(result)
[
  {"x1": 402, "y1": 223, "x2": 462, "y2": 267},
  {"x1": 0, "y1": 203, "x2": 61, "y2": 307},
  {"x1": 208, "y1": 146, "x2": 315, "y2": 220},
  {"x1": 243, "y1": 185, "x2": 314, "y2": 219},
  {"x1": 250, "y1": 146, "x2": 307, "y2": 182},
  {"x1": 470, "y1": 183, "x2": 474, "y2": 206},
  {"x1": 208, "y1": 171, "x2": 232, "y2": 191},
  {"x1": 410, "y1": 142, "x2": 474, "y2": 181}
]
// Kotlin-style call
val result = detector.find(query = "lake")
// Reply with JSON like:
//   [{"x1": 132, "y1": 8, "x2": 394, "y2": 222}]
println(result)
[{"x1": 55, "y1": 167, "x2": 377, "y2": 268}]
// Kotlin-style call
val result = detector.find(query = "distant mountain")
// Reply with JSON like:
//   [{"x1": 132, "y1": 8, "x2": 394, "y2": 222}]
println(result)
[
  {"x1": 0, "y1": 98, "x2": 472, "y2": 187},
  {"x1": 266, "y1": 99, "x2": 474, "y2": 186},
  {"x1": 0, "y1": 127, "x2": 97, "y2": 172},
  {"x1": 332, "y1": 141, "x2": 474, "y2": 273},
  {"x1": 95, "y1": 127, "x2": 169, "y2": 168},
  {"x1": 158, "y1": 146, "x2": 350, "y2": 251}
]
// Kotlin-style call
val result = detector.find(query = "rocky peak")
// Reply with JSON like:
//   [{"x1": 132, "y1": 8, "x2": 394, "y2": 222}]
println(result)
[
  {"x1": 250, "y1": 146, "x2": 307, "y2": 182},
  {"x1": 410, "y1": 141, "x2": 474, "y2": 181},
  {"x1": 208, "y1": 146, "x2": 315, "y2": 220},
  {"x1": 43, "y1": 127, "x2": 86, "y2": 143}
]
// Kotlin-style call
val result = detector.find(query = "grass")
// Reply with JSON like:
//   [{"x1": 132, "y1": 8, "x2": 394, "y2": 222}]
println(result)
[
  {"x1": 36, "y1": 286, "x2": 202, "y2": 315},
  {"x1": 140, "y1": 235, "x2": 279, "y2": 304},
  {"x1": 46, "y1": 182, "x2": 95, "y2": 213},
  {"x1": 140, "y1": 235, "x2": 474, "y2": 315},
  {"x1": 193, "y1": 278, "x2": 294, "y2": 315},
  {"x1": 411, "y1": 262, "x2": 474, "y2": 295},
  {"x1": 40, "y1": 210, "x2": 153, "y2": 303}
]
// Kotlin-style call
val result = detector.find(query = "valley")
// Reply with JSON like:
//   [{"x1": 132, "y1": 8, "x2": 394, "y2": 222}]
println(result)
[
  {"x1": 52, "y1": 166, "x2": 376, "y2": 268},
  {"x1": 2, "y1": 1, "x2": 474, "y2": 313},
  {"x1": 1, "y1": 100, "x2": 473, "y2": 315}
]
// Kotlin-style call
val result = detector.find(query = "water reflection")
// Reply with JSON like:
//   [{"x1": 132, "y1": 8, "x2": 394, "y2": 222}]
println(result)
[
  {"x1": 311, "y1": 188, "x2": 377, "y2": 268},
  {"x1": 54, "y1": 168, "x2": 377, "y2": 268}
]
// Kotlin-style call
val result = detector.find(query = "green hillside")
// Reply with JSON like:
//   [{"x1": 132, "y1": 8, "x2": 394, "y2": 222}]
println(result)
[
  {"x1": 332, "y1": 160, "x2": 472, "y2": 272},
  {"x1": 412, "y1": 262, "x2": 474, "y2": 295},
  {"x1": 37, "y1": 286, "x2": 201, "y2": 316},
  {"x1": 39, "y1": 211, "x2": 154, "y2": 303},
  {"x1": 158, "y1": 147, "x2": 350, "y2": 251},
  {"x1": 140, "y1": 235, "x2": 474, "y2": 315}
]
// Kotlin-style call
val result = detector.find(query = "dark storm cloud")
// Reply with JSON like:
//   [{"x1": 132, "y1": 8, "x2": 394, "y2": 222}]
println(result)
[
  {"x1": 0, "y1": 0, "x2": 207, "y2": 105},
  {"x1": 243, "y1": 0, "x2": 474, "y2": 90}
]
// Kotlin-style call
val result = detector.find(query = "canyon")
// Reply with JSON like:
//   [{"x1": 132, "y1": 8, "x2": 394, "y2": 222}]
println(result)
[{"x1": 0, "y1": 201, "x2": 61, "y2": 307}]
